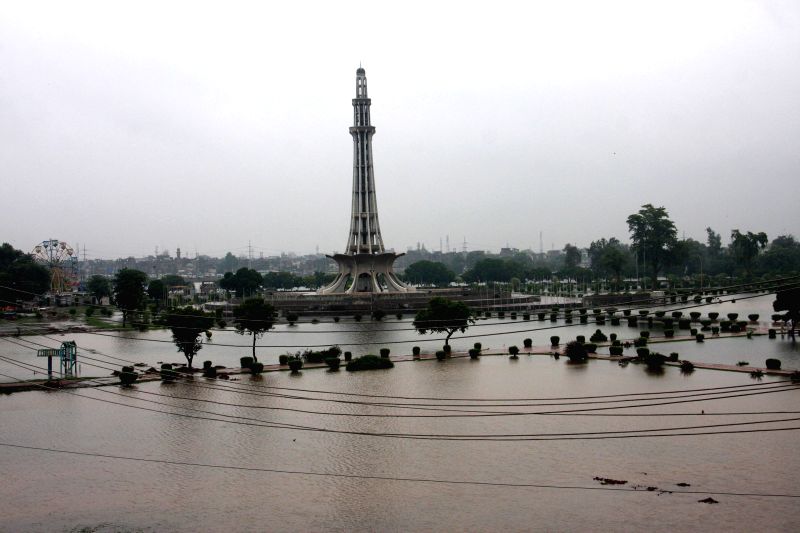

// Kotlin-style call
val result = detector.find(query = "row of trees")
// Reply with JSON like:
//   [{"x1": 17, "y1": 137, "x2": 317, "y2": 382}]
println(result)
[
  {"x1": 398, "y1": 204, "x2": 799, "y2": 288},
  {"x1": 219, "y1": 268, "x2": 335, "y2": 296}
]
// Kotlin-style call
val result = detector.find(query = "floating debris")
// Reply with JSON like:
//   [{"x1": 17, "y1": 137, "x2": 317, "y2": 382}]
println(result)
[
  {"x1": 698, "y1": 497, "x2": 719, "y2": 504},
  {"x1": 593, "y1": 477, "x2": 627, "y2": 485},
  {"x1": 676, "y1": 482, "x2": 691, "y2": 487}
]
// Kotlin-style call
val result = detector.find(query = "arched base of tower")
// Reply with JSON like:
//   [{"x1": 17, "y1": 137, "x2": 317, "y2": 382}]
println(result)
[{"x1": 318, "y1": 253, "x2": 415, "y2": 295}]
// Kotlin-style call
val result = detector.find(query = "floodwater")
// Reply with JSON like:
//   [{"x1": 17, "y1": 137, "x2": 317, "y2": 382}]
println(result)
[
  {"x1": 1, "y1": 294, "x2": 799, "y2": 531},
  {"x1": 0, "y1": 294, "x2": 797, "y2": 380}
]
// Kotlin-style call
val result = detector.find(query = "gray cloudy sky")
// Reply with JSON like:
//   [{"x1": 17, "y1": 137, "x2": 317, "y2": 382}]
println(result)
[{"x1": 1, "y1": 1, "x2": 798, "y2": 260}]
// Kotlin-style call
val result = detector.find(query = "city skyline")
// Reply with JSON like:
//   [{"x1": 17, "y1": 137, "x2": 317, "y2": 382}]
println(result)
[{"x1": 1, "y1": 1, "x2": 798, "y2": 259}]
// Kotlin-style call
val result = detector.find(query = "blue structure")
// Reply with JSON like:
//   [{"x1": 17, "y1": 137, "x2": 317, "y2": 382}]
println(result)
[{"x1": 36, "y1": 341, "x2": 78, "y2": 379}]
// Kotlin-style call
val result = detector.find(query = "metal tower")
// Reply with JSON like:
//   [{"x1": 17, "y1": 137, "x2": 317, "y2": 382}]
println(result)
[{"x1": 320, "y1": 67, "x2": 413, "y2": 294}]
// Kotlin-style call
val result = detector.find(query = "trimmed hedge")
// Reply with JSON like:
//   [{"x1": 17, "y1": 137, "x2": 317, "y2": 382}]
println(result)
[{"x1": 346, "y1": 355, "x2": 395, "y2": 371}]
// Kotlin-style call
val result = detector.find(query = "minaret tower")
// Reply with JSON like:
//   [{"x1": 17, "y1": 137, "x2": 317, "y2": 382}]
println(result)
[{"x1": 319, "y1": 67, "x2": 413, "y2": 294}]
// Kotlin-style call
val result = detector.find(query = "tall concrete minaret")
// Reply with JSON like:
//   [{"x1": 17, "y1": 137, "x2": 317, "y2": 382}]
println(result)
[
  {"x1": 319, "y1": 67, "x2": 412, "y2": 294},
  {"x1": 346, "y1": 67, "x2": 385, "y2": 254}
]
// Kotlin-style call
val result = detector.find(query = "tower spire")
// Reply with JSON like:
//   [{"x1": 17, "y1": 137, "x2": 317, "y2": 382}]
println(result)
[{"x1": 319, "y1": 67, "x2": 413, "y2": 294}]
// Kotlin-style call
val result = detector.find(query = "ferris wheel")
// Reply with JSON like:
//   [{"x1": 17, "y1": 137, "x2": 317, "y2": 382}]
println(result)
[{"x1": 31, "y1": 239, "x2": 77, "y2": 293}]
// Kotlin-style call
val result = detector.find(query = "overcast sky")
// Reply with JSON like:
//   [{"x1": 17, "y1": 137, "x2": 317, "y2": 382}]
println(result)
[{"x1": 1, "y1": 1, "x2": 798, "y2": 260}]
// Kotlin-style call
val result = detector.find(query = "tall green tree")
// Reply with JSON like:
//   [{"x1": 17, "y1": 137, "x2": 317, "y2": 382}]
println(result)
[
  {"x1": 403, "y1": 260, "x2": 456, "y2": 286},
  {"x1": 413, "y1": 297, "x2": 475, "y2": 347},
  {"x1": 563, "y1": 244, "x2": 581, "y2": 270},
  {"x1": 729, "y1": 230, "x2": 768, "y2": 276},
  {"x1": 113, "y1": 269, "x2": 148, "y2": 327},
  {"x1": 164, "y1": 306, "x2": 214, "y2": 369},
  {"x1": 87, "y1": 275, "x2": 112, "y2": 303},
  {"x1": 233, "y1": 298, "x2": 276, "y2": 362},
  {"x1": 147, "y1": 279, "x2": 167, "y2": 306},
  {"x1": 219, "y1": 267, "x2": 263, "y2": 297},
  {"x1": 589, "y1": 238, "x2": 630, "y2": 287},
  {"x1": 626, "y1": 204, "x2": 678, "y2": 289},
  {"x1": 758, "y1": 236, "x2": 800, "y2": 274}
]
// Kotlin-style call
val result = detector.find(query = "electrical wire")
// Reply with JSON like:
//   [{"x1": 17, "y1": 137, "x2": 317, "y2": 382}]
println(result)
[{"x1": 1, "y1": 441, "x2": 797, "y2": 498}]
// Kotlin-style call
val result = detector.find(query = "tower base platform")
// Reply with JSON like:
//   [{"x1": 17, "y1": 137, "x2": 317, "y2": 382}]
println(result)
[{"x1": 318, "y1": 253, "x2": 415, "y2": 294}]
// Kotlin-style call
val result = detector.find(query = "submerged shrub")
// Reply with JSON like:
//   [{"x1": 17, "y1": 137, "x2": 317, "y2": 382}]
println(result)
[
  {"x1": 325, "y1": 357, "x2": 341, "y2": 370},
  {"x1": 346, "y1": 355, "x2": 394, "y2": 371},
  {"x1": 523, "y1": 338, "x2": 533, "y2": 348},
  {"x1": 509, "y1": 345, "x2": 520, "y2": 358},
  {"x1": 564, "y1": 341, "x2": 588, "y2": 362},
  {"x1": 380, "y1": 348, "x2": 391, "y2": 359},
  {"x1": 590, "y1": 329, "x2": 607, "y2": 343},
  {"x1": 644, "y1": 352, "x2": 667, "y2": 369},
  {"x1": 550, "y1": 336, "x2": 560, "y2": 346},
  {"x1": 240, "y1": 356, "x2": 254, "y2": 369},
  {"x1": 680, "y1": 360, "x2": 695, "y2": 373},
  {"x1": 250, "y1": 362, "x2": 264, "y2": 375},
  {"x1": 609, "y1": 345, "x2": 624, "y2": 356},
  {"x1": 469, "y1": 349, "x2": 480, "y2": 359},
  {"x1": 119, "y1": 366, "x2": 138, "y2": 386},
  {"x1": 765, "y1": 358, "x2": 782, "y2": 370},
  {"x1": 160, "y1": 363, "x2": 177, "y2": 382},
  {"x1": 435, "y1": 350, "x2": 447, "y2": 361}
]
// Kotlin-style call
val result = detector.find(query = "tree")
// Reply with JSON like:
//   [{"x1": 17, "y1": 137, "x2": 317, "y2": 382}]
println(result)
[
  {"x1": 758, "y1": 235, "x2": 800, "y2": 274},
  {"x1": 413, "y1": 297, "x2": 475, "y2": 346},
  {"x1": 220, "y1": 252, "x2": 239, "y2": 274},
  {"x1": 233, "y1": 298, "x2": 276, "y2": 362},
  {"x1": 773, "y1": 287, "x2": 800, "y2": 340},
  {"x1": 112, "y1": 269, "x2": 148, "y2": 327},
  {"x1": 161, "y1": 275, "x2": 187, "y2": 288},
  {"x1": 219, "y1": 268, "x2": 263, "y2": 297},
  {"x1": 706, "y1": 227, "x2": 722, "y2": 257},
  {"x1": 147, "y1": 279, "x2": 166, "y2": 304},
  {"x1": 403, "y1": 260, "x2": 456, "y2": 286},
  {"x1": 262, "y1": 271, "x2": 301, "y2": 290},
  {"x1": 463, "y1": 258, "x2": 517, "y2": 283},
  {"x1": 1, "y1": 260, "x2": 50, "y2": 301},
  {"x1": 87, "y1": 275, "x2": 112, "y2": 304},
  {"x1": 0, "y1": 243, "x2": 51, "y2": 304},
  {"x1": 563, "y1": 244, "x2": 581, "y2": 270},
  {"x1": 164, "y1": 306, "x2": 214, "y2": 369},
  {"x1": 626, "y1": 204, "x2": 678, "y2": 289},
  {"x1": 729, "y1": 230, "x2": 768, "y2": 276}
]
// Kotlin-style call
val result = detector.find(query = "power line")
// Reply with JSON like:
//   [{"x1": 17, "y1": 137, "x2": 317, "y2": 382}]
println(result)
[
  {"x1": 1, "y1": 441, "x2": 797, "y2": 498},
  {"x1": 2, "y1": 363, "x2": 798, "y2": 440},
  {"x1": 3, "y1": 335, "x2": 796, "y2": 407}
]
